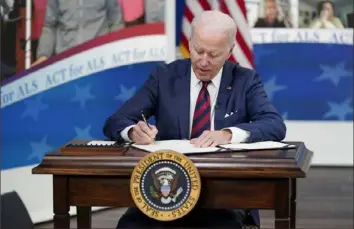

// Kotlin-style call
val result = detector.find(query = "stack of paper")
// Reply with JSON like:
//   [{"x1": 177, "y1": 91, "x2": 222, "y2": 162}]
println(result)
[
  {"x1": 218, "y1": 141, "x2": 296, "y2": 150},
  {"x1": 132, "y1": 140, "x2": 296, "y2": 154},
  {"x1": 132, "y1": 140, "x2": 220, "y2": 154},
  {"x1": 87, "y1": 140, "x2": 117, "y2": 146}
]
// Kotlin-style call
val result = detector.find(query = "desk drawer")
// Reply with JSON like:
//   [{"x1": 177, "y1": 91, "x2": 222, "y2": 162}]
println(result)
[{"x1": 198, "y1": 178, "x2": 277, "y2": 209}]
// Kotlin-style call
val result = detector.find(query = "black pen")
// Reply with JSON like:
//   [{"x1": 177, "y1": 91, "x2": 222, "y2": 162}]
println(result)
[
  {"x1": 141, "y1": 111, "x2": 150, "y2": 128},
  {"x1": 141, "y1": 111, "x2": 155, "y2": 142}
]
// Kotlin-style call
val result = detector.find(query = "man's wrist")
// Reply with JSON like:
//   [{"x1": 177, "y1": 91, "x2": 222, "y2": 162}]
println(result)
[
  {"x1": 222, "y1": 127, "x2": 250, "y2": 144},
  {"x1": 120, "y1": 125, "x2": 135, "y2": 142},
  {"x1": 221, "y1": 129, "x2": 232, "y2": 143}
]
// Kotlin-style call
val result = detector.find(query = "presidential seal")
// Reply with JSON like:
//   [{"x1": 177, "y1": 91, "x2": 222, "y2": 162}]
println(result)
[{"x1": 130, "y1": 150, "x2": 201, "y2": 221}]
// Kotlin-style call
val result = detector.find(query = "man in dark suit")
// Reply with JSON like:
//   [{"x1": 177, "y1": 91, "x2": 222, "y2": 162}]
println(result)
[{"x1": 104, "y1": 10, "x2": 286, "y2": 229}]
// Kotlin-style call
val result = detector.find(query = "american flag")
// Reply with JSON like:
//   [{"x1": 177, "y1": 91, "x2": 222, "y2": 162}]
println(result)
[{"x1": 180, "y1": 0, "x2": 254, "y2": 69}]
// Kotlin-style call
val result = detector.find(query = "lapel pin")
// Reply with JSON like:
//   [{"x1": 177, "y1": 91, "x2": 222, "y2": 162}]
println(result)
[{"x1": 226, "y1": 86, "x2": 232, "y2": 90}]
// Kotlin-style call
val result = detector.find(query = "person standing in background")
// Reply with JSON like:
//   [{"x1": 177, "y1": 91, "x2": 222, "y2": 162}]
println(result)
[
  {"x1": 253, "y1": 0, "x2": 286, "y2": 28},
  {"x1": 32, "y1": 0, "x2": 124, "y2": 66}
]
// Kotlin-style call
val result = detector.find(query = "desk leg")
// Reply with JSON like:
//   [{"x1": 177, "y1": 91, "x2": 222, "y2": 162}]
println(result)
[
  {"x1": 274, "y1": 179, "x2": 290, "y2": 229},
  {"x1": 53, "y1": 176, "x2": 70, "y2": 228},
  {"x1": 290, "y1": 178, "x2": 297, "y2": 229},
  {"x1": 77, "y1": 206, "x2": 92, "y2": 228}
]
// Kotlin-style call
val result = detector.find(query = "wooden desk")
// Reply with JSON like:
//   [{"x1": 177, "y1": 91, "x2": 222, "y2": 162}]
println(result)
[{"x1": 32, "y1": 141, "x2": 313, "y2": 229}]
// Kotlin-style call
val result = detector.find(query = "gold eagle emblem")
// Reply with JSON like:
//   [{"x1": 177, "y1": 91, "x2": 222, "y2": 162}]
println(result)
[{"x1": 149, "y1": 167, "x2": 183, "y2": 204}]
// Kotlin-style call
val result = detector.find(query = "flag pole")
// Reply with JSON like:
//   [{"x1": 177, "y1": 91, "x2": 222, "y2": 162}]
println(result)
[
  {"x1": 25, "y1": 0, "x2": 32, "y2": 69},
  {"x1": 165, "y1": 0, "x2": 176, "y2": 63}
]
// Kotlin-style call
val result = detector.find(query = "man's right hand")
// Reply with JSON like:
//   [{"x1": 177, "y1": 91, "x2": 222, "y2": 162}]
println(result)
[{"x1": 128, "y1": 121, "x2": 158, "y2": 144}]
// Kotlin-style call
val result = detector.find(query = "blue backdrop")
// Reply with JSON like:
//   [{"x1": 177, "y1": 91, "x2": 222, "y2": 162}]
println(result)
[
  {"x1": 2, "y1": 41, "x2": 352, "y2": 171},
  {"x1": 1, "y1": 62, "x2": 160, "y2": 170},
  {"x1": 1, "y1": 1, "x2": 353, "y2": 171},
  {"x1": 253, "y1": 43, "x2": 353, "y2": 121}
]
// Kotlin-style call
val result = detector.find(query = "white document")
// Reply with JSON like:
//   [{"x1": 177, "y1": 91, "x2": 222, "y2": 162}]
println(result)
[
  {"x1": 87, "y1": 140, "x2": 116, "y2": 146},
  {"x1": 218, "y1": 141, "x2": 296, "y2": 150},
  {"x1": 132, "y1": 140, "x2": 221, "y2": 154}
]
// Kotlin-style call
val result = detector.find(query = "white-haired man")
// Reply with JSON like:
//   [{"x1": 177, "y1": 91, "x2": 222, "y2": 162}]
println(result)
[{"x1": 104, "y1": 10, "x2": 286, "y2": 229}]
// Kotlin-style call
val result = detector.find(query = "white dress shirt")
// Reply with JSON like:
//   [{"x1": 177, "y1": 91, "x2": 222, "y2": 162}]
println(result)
[
  {"x1": 189, "y1": 67, "x2": 249, "y2": 143},
  {"x1": 120, "y1": 67, "x2": 250, "y2": 143}
]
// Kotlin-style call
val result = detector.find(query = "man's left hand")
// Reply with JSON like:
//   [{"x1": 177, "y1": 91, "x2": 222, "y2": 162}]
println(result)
[{"x1": 190, "y1": 130, "x2": 232, "y2": 147}]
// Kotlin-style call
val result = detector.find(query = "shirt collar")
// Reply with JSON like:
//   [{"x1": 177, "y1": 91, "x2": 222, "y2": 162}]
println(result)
[{"x1": 191, "y1": 66, "x2": 223, "y2": 88}]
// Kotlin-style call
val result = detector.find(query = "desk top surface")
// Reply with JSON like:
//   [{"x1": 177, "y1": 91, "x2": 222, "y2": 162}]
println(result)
[{"x1": 32, "y1": 140, "x2": 313, "y2": 178}]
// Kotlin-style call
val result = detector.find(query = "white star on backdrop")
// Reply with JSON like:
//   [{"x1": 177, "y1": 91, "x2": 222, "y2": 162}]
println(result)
[
  {"x1": 71, "y1": 84, "x2": 95, "y2": 108},
  {"x1": 315, "y1": 61, "x2": 352, "y2": 87},
  {"x1": 263, "y1": 76, "x2": 287, "y2": 101},
  {"x1": 27, "y1": 136, "x2": 52, "y2": 161},
  {"x1": 115, "y1": 84, "x2": 136, "y2": 102},
  {"x1": 21, "y1": 95, "x2": 48, "y2": 121},
  {"x1": 323, "y1": 98, "x2": 353, "y2": 120},
  {"x1": 74, "y1": 125, "x2": 94, "y2": 139}
]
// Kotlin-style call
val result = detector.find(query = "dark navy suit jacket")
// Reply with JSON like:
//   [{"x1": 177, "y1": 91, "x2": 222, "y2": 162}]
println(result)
[{"x1": 103, "y1": 59, "x2": 287, "y2": 226}]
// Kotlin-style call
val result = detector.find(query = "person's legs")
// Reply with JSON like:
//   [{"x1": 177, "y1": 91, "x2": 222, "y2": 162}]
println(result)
[
  {"x1": 182, "y1": 208, "x2": 246, "y2": 228},
  {"x1": 116, "y1": 208, "x2": 246, "y2": 229},
  {"x1": 116, "y1": 208, "x2": 164, "y2": 228}
]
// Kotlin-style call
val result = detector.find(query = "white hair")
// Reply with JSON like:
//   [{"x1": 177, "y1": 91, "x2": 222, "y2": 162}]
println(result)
[{"x1": 190, "y1": 10, "x2": 237, "y2": 47}]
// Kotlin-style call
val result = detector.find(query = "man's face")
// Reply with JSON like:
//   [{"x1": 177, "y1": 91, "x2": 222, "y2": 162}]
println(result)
[{"x1": 189, "y1": 26, "x2": 232, "y2": 81}]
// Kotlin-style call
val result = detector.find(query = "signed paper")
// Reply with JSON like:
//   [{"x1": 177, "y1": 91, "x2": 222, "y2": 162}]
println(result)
[
  {"x1": 132, "y1": 140, "x2": 221, "y2": 154},
  {"x1": 218, "y1": 141, "x2": 296, "y2": 150}
]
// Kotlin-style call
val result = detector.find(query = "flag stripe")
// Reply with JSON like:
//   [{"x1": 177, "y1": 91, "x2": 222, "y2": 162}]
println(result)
[
  {"x1": 198, "y1": 0, "x2": 212, "y2": 11},
  {"x1": 223, "y1": 0, "x2": 252, "y2": 49},
  {"x1": 236, "y1": 31, "x2": 253, "y2": 66},
  {"x1": 182, "y1": 18, "x2": 192, "y2": 40},
  {"x1": 233, "y1": 42, "x2": 252, "y2": 69},
  {"x1": 186, "y1": 0, "x2": 206, "y2": 18},
  {"x1": 236, "y1": 0, "x2": 248, "y2": 18},
  {"x1": 219, "y1": 1, "x2": 253, "y2": 64},
  {"x1": 184, "y1": 5, "x2": 194, "y2": 22}
]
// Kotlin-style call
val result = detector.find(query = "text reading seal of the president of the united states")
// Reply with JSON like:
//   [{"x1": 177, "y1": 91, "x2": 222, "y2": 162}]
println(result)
[{"x1": 130, "y1": 150, "x2": 201, "y2": 221}]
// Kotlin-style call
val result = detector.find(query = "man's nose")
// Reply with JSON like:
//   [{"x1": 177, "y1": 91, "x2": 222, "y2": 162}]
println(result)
[{"x1": 200, "y1": 56, "x2": 209, "y2": 67}]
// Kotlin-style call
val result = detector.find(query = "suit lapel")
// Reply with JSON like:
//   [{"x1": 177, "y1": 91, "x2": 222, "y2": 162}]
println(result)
[
  {"x1": 214, "y1": 62, "x2": 234, "y2": 129},
  {"x1": 176, "y1": 60, "x2": 191, "y2": 139}
]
